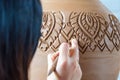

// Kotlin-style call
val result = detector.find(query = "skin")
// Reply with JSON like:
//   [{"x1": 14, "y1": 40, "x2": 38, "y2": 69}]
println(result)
[{"x1": 47, "y1": 39, "x2": 82, "y2": 80}]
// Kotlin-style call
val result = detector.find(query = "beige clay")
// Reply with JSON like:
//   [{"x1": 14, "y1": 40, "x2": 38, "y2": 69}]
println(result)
[{"x1": 29, "y1": 0, "x2": 120, "y2": 80}]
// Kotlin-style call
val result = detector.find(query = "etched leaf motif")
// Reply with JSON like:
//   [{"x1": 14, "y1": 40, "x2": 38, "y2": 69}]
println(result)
[{"x1": 38, "y1": 11, "x2": 120, "y2": 54}]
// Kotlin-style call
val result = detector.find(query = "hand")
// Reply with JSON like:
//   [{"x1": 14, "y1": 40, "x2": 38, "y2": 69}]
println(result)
[{"x1": 47, "y1": 39, "x2": 82, "y2": 80}]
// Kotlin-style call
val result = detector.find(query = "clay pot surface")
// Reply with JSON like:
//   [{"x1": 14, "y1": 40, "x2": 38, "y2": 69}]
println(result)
[{"x1": 29, "y1": 0, "x2": 120, "y2": 80}]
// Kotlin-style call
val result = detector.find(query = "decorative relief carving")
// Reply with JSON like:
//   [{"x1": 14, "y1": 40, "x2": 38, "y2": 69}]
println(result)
[{"x1": 38, "y1": 11, "x2": 120, "y2": 54}]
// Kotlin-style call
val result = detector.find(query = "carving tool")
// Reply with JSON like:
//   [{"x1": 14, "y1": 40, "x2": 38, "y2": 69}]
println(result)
[{"x1": 47, "y1": 56, "x2": 58, "y2": 76}]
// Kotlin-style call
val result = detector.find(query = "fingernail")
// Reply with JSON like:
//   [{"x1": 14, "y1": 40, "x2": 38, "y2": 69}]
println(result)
[{"x1": 69, "y1": 48, "x2": 75, "y2": 57}]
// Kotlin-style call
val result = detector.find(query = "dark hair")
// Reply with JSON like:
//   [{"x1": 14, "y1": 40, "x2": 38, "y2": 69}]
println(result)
[{"x1": 0, "y1": 0, "x2": 42, "y2": 80}]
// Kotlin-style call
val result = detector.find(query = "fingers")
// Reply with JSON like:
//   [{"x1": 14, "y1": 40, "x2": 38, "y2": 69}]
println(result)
[
  {"x1": 71, "y1": 39, "x2": 78, "y2": 49},
  {"x1": 51, "y1": 51, "x2": 59, "y2": 61},
  {"x1": 47, "y1": 52, "x2": 59, "y2": 73},
  {"x1": 56, "y1": 43, "x2": 69, "y2": 76},
  {"x1": 47, "y1": 39, "x2": 81, "y2": 80},
  {"x1": 58, "y1": 43, "x2": 69, "y2": 64},
  {"x1": 71, "y1": 62, "x2": 82, "y2": 80},
  {"x1": 70, "y1": 39, "x2": 79, "y2": 62}
]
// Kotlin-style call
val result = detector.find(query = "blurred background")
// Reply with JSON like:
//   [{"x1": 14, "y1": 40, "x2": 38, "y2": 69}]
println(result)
[
  {"x1": 100, "y1": 0, "x2": 120, "y2": 80},
  {"x1": 100, "y1": 0, "x2": 120, "y2": 20}
]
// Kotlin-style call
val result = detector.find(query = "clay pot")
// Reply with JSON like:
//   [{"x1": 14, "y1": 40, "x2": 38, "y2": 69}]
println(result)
[{"x1": 29, "y1": 0, "x2": 120, "y2": 80}]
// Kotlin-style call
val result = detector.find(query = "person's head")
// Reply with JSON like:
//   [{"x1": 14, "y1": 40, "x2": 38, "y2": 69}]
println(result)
[{"x1": 0, "y1": 0, "x2": 42, "y2": 80}]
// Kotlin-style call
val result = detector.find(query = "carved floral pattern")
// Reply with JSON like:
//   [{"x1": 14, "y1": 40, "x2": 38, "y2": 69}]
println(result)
[{"x1": 38, "y1": 11, "x2": 120, "y2": 54}]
